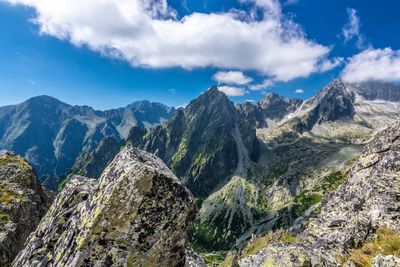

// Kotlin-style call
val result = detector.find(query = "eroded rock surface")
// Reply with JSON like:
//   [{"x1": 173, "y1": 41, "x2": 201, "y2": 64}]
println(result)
[
  {"x1": 13, "y1": 146, "x2": 196, "y2": 267},
  {"x1": 301, "y1": 121, "x2": 400, "y2": 256},
  {"x1": 0, "y1": 151, "x2": 52, "y2": 266}
]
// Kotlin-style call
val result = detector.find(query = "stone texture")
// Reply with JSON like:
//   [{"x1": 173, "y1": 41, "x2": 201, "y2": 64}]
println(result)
[
  {"x1": 372, "y1": 255, "x2": 400, "y2": 267},
  {"x1": 0, "y1": 151, "x2": 53, "y2": 266},
  {"x1": 301, "y1": 121, "x2": 400, "y2": 256},
  {"x1": 237, "y1": 243, "x2": 336, "y2": 267},
  {"x1": 13, "y1": 146, "x2": 196, "y2": 267}
]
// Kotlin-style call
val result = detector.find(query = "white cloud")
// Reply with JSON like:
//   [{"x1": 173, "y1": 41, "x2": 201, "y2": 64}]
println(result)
[
  {"x1": 169, "y1": 88, "x2": 177, "y2": 94},
  {"x1": 341, "y1": 48, "x2": 400, "y2": 83},
  {"x1": 295, "y1": 88, "x2": 304, "y2": 94},
  {"x1": 6, "y1": 0, "x2": 338, "y2": 82},
  {"x1": 218, "y1": 86, "x2": 247, "y2": 96},
  {"x1": 342, "y1": 8, "x2": 365, "y2": 49},
  {"x1": 249, "y1": 79, "x2": 274, "y2": 90},
  {"x1": 213, "y1": 71, "x2": 252, "y2": 85}
]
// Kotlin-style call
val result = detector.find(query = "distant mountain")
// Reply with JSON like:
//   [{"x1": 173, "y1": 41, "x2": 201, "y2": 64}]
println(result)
[{"x1": 0, "y1": 96, "x2": 175, "y2": 189}]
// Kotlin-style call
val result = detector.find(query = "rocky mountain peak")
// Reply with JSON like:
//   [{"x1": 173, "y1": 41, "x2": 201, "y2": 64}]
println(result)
[{"x1": 13, "y1": 146, "x2": 196, "y2": 266}]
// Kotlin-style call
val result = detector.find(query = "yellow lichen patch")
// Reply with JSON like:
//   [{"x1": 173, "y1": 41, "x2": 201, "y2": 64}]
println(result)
[
  {"x1": 348, "y1": 227, "x2": 400, "y2": 267},
  {"x1": 220, "y1": 253, "x2": 235, "y2": 267},
  {"x1": 0, "y1": 213, "x2": 10, "y2": 222},
  {"x1": 0, "y1": 185, "x2": 25, "y2": 203},
  {"x1": 242, "y1": 229, "x2": 299, "y2": 257}
]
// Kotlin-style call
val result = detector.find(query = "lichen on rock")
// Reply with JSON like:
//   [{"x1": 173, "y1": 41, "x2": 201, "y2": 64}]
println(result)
[
  {"x1": 13, "y1": 146, "x2": 196, "y2": 267},
  {"x1": 0, "y1": 151, "x2": 53, "y2": 266}
]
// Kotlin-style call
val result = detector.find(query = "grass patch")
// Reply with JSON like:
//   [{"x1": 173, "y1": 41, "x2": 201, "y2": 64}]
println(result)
[
  {"x1": 292, "y1": 191, "x2": 322, "y2": 217},
  {"x1": 348, "y1": 227, "x2": 400, "y2": 267},
  {"x1": 242, "y1": 229, "x2": 299, "y2": 257},
  {"x1": 203, "y1": 252, "x2": 227, "y2": 266}
]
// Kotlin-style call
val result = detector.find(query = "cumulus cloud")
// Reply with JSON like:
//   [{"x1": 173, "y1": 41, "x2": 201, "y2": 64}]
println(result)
[
  {"x1": 218, "y1": 86, "x2": 247, "y2": 96},
  {"x1": 249, "y1": 79, "x2": 274, "y2": 90},
  {"x1": 295, "y1": 88, "x2": 304, "y2": 93},
  {"x1": 341, "y1": 48, "x2": 400, "y2": 83},
  {"x1": 213, "y1": 71, "x2": 252, "y2": 85},
  {"x1": 6, "y1": 0, "x2": 339, "y2": 82},
  {"x1": 342, "y1": 8, "x2": 365, "y2": 49}
]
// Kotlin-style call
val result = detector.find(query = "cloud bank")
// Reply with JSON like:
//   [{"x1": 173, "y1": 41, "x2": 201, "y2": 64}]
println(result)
[
  {"x1": 342, "y1": 48, "x2": 400, "y2": 83},
  {"x1": 6, "y1": 0, "x2": 339, "y2": 82}
]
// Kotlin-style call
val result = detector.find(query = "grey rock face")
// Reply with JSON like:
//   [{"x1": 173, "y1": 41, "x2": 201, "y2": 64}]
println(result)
[
  {"x1": 237, "y1": 243, "x2": 336, "y2": 267},
  {"x1": 13, "y1": 146, "x2": 196, "y2": 267},
  {"x1": 372, "y1": 255, "x2": 400, "y2": 267},
  {"x1": 301, "y1": 121, "x2": 400, "y2": 255},
  {"x1": 185, "y1": 249, "x2": 208, "y2": 267},
  {"x1": 0, "y1": 151, "x2": 53, "y2": 266}
]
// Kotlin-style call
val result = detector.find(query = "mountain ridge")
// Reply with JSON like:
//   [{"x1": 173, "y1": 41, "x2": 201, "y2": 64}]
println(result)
[{"x1": 0, "y1": 96, "x2": 176, "y2": 189}]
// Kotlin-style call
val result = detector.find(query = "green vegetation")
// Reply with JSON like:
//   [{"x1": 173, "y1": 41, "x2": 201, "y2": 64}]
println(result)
[
  {"x1": 348, "y1": 227, "x2": 400, "y2": 267},
  {"x1": 292, "y1": 191, "x2": 322, "y2": 217},
  {"x1": 203, "y1": 252, "x2": 227, "y2": 266},
  {"x1": 262, "y1": 161, "x2": 289, "y2": 187},
  {"x1": 242, "y1": 229, "x2": 299, "y2": 257},
  {"x1": 57, "y1": 171, "x2": 77, "y2": 191},
  {"x1": 188, "y1": 219, "x2": 237, "y2": 251},
  {"x1": 292, "y1": 171, "x2": 347, "y2": 218}
]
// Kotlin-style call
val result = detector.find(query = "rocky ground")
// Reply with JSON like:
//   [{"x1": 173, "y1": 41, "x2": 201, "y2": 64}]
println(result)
[{"x1": 0, "y1": 151, "x2": 53, "y2": 266}]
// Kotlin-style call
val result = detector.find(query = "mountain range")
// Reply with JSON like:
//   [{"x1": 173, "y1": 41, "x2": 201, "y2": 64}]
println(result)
[
  {"x1": 0, "y1": 97, "x2": 175, "y2": 189},
  {"x1": 1, "y1": 79, "x2": 400, "y2": 266},
  {"x1": 57, "y1": 79, "x2": 400, "y2": 252}
]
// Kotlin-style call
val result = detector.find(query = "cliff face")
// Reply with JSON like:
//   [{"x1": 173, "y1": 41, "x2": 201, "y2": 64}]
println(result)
[
  {"x1": 0, "y1": 151, "x2": 53, "y2": 266},
  {"x1": 13, "y1": 146, "x2": 196, "y2": 267}
]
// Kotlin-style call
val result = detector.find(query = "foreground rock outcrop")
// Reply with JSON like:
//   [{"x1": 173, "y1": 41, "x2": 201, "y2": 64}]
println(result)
[
  {"x1": 0, "y1": 151, "x2": 53, "y2": 266},
  {"x1": 234, "y1": 121, "x2": 400, "y2": 266},
  {"x1": 13, "y1": 146, "x2": 196, "y2": 266}
]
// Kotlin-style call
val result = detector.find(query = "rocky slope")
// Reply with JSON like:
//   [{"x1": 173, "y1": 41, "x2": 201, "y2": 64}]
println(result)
[
  {"x1": 13, "y1": 146, "x2": 196, "y2": 266},
  {"x1": 0, "y1": 96, "x2": 175, "y2": 189},
  {"x1": 0, "y1": 151, "x2": 53, "y2": 266},
  {"x1": 229, "y1": 121, "x2": 400, "y2": 266}
]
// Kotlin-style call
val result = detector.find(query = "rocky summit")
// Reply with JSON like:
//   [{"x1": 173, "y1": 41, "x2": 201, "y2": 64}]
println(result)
[
  {"x1": 0, "y1": 151, "x2": 53, "y2": 266},
  {"x1": 13, "y1": 146, "x2": 196, "y2": 267}
]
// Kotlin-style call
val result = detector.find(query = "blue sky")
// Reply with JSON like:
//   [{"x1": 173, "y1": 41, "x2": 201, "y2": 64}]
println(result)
[{"x1": 0, "y1": 0, "x2": 400, "y2": 109}]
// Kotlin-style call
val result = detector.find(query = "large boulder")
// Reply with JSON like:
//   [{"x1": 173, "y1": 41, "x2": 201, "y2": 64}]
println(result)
[
  {"x1": 0, "y1": 151, "x2": 53, "y2": 266},
  {"x1": 13, "y1": 146, "x2": 196, "y2": 266}
]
